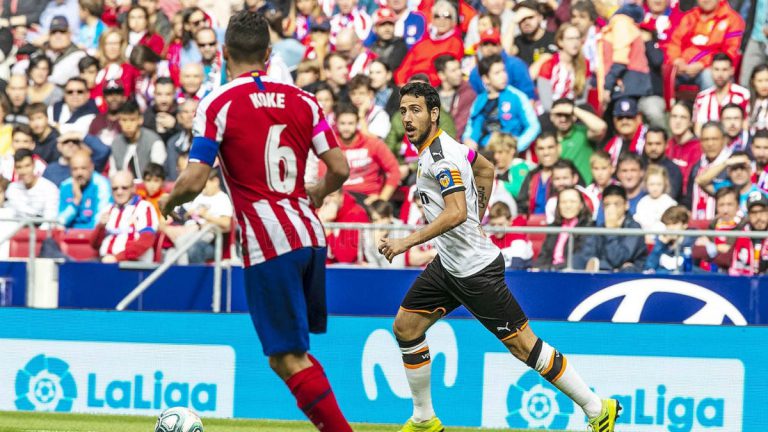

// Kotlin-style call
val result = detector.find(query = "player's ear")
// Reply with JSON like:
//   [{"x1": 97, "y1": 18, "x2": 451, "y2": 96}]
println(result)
[{"x1": 430, "y1": 106, "x2": 439, "y2": 123}]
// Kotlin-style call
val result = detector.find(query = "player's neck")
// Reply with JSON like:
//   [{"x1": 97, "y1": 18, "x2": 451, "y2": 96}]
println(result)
[{"x1": 227, "y1": 61, "x2": 267, "y2": 80}]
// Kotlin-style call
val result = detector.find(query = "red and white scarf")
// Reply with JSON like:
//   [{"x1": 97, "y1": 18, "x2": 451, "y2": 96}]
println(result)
[{"x1": 604, "y1": 125, "x2": 648, "y2": 167}]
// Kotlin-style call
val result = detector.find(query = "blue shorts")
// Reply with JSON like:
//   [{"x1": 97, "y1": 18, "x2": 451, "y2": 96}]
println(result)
[{"x1": 244, "y1": 247, "x2": 327, "y2": 356}]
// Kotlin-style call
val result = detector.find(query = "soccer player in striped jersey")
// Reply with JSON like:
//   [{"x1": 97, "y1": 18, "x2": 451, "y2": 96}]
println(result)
[
  {"x1": 378, "y1": 82, "x2": 621, "y2": 432},
  {"x1": 161, "y1": 11, "x2": 352, "y2": 431}
]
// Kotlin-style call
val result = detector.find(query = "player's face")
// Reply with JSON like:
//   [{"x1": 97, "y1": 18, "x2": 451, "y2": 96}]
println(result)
[
  {"x1": 720, "y1": 108, "x2": 744, "y2": 138},
  {"x1": 400, "y1": 94, "x2": 437, "y2": 147},
  {"x1": 11, "y1": 133, "x2": 35, "y2": 151},
  {"x1": 335, "y1": 113, "x2": 359, "y2": 141},
  {"x1": 591, "y1": 159, "x2": 613, "y2": 187},
  {"x1": 14, "y1": 156, "x2": 35, "y2": 187},
  {"x1": 551, "y1": 168, "x2": 576, "y2": 192},
  {"x1": 613, "y1": 115, "x2": 640, "y2": 138},
  {"x1": 752, "y1": 138, "x2": 768, "y2": 166},
  {"x1": 717, "y1": 194, "x2": 738, "y2": 220},
  {"x1": 700, "y1": 127, "x2": 726, "y2": 160},
  {"x1": 118, "y1": 112, "x2": 142, "y2": 141},
  {"x1": 643, "y1": 132, "x2": 666, "y2": 161},
  {"x1": 534, "y1": 137, "x2": 559, "y2": 168},
  {"x1": 711, "y1": 60, "x2": 733, "y2": 89},
  {"x1": 749, "y1": 205, "x2": 768, "y2": 231},
  {"x1": 668, "y1": 104, "x2": 692, "y2": 136},
  {"x1": 616, "y1": 161, "x2": 643, "y2": 191},
  {"x1": 557, "y1": 189, "x2": 582, "y2": 220}
]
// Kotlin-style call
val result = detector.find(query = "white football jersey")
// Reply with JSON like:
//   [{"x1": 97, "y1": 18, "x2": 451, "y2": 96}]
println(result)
[{"x1": 415, "y1": 129, "x2": 499, "y2": 277}]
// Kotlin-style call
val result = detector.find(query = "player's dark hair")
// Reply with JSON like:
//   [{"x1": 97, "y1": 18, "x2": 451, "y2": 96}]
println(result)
[
  {"x1": 13, "y1": 148, "x2": 34, "y2": 163},
  {"x1": 225, "y1": 11, "x2": 270, "y2": 64},
  {"x1": 433, "y1": 54, "x2": 458, "y2": 74},
  {"x1": 645, "y1": 125, "x2": 668, "y2": 142},
  {"x1": 348, "y1": 74, "x2": 373, "y2": 93},
  {"x1": 661, "y1": 205, "x2": 690, "y2": 225},
  {"x1": 117, "y1": 99, "x2": 141, "y2": 116},
  {"x1": 552, "y1": 158, "x2": 577, "y2": 176},
  {"x1": 551, "y1": 98, "x2": 575, "y2": 109},
  {"x1": 712, "y1": 53, "x2": 732, "y2": 65},
  {"x1": 478, "y1": 54, "x2": 503, "y2": 77},
  {"x1": 25, "y1": 102, "x2": 47, "y2": 118},
  {"x1": 570, "y1": 1, "x2": 597, "y2": 21},
  {"x1": 720, "y1": 102, "x2": 745, "y2": 117},
  {"x1": 12, "y1": 123, "x2": 33, "y2": 138},
  {"x1": 334, "y1": 102, "x2": 358, "y2": 120},
  {"x1": 617, "y1": 152, "x2": 645, "y2": 170},
  {"x1": 715, "y1": 186, "x2": 739, "y2": 203},
  {"x1": 407, "y1": 73, "x2": 431, "y2": 84},
  {"x1": 602, "y1": 184, "x2": 627, "y2": 202},
  {"x1": 142, "y1": 162, "x2": 166, "y2": 180},
  {"x1": 701, "y1": 120, "x2": 725, "y2": 136},
  {"x1": 77, "y1": 55, "x2": 99, "y2": 72},
  {"x1": 400, "y1": 82, "x2": 441, "y2": 124}
]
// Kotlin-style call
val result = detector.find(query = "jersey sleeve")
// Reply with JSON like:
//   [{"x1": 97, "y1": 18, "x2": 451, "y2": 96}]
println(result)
[
  {"x1": 299, "y1": 93, "x2": 339, "y2": 156},
  {"x1": 429, "y1": 158, "x2": 466, "y2": 197},
  {"x1": 189, "y1": 95, "x2": 230, "y2": 166}
]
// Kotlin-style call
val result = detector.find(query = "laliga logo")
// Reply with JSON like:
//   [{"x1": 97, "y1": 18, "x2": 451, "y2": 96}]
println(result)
[
  {"x1": 362, "y1": 322, "x2": 458, "y2": 400},
  {"x1": 505, "y1": 370, "x2": 573, "y2": 429},
  {"x1": 16, "y1": 354, "x2": 77, "y2": 412},
  {"x1": 568, "y1": 279, "x2": 747, "y2": 325}
]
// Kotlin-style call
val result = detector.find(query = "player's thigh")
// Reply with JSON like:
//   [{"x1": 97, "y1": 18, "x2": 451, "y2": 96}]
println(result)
[
  {"x1": 243, "y1": 248, "x2": 315, "y2": 356},
  {"x1": 396, "y1": 256, "x2": 460, "y2": 341},
  {"x1": 450, "y1": 254, "x2": 529, "y2": 341}
]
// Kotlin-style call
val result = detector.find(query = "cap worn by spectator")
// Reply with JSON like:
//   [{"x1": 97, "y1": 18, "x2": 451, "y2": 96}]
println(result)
[
  {"x1": 747, "y1": 191, "x2": 768, "y2": 211},
  {"x1": 373, "y1": 8, "x2": 398, "y2": 26},
  {"x1": 479, "y1": 28, "x2": 501, "y2": 45},
  {"x1": 49, "y1": 16, "x2": 70, "y2": 33},
  {"x1": 614, "y1": 4, "x2": 644, "y2": 24},
  {"x1": 613, "y1": 98, "x2": 639, "y2": 117},
  {"x1": 104, "y1": 79, "x2": 125, "y2": 94}
]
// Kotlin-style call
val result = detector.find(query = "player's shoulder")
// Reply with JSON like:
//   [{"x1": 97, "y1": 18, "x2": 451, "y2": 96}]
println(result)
[{"x1": 427, "y1": 131, "x2": 466, "y2": 163}]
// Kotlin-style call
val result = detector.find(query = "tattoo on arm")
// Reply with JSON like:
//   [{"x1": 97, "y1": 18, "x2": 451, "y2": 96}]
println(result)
[{"x1": 477, "y1": 185, "x2": 488, "y2": 217}]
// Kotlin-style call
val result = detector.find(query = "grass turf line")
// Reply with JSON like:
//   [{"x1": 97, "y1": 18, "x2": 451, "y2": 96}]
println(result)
[{"x1": 0, "y1": 411, "x2": 559, "y2": 432}]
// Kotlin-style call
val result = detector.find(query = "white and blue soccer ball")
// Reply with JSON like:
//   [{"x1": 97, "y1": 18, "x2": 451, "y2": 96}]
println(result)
[{"x1": 154, "y1": 407, "x2": 204, "y2": 432}]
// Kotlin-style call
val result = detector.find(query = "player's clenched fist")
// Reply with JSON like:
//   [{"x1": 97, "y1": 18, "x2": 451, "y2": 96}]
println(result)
[{"x1": 378, "y1": 237, "x2": 409, "y2": 262}]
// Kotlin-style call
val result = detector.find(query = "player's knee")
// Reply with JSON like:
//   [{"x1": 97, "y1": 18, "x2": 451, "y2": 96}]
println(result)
[{"x1": 392, "y1": 318, "x2": 421, "y2": 341}]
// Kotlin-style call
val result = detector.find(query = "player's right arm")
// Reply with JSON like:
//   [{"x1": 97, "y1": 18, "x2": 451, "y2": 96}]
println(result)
[
  {"x1": 471, "y1": 151, "x2": 495, "y2": 220},
  {"x1": 307, "y1": 148, "x2": 349, "y2": 207}
]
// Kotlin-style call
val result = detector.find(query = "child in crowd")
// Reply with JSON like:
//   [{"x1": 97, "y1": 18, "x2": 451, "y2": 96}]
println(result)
[
  {"x1": 487, "y1": 202, "x2": 533, "y2": 270},
  {"x1": 136, "y1": 163, "x2": 167, "y2": 218},
  {"x1": 584, "y1": 150, "x2": 616, "y2": 219},
  {"x1": 644, "y1": 206, "x2": 695, "y2": 273},
  {"x1": 634, "y1": 165, "x2": 677, "y2": 244},
  {"x1": 693, "y1": 187, "x2": 743, "y2": 272}
]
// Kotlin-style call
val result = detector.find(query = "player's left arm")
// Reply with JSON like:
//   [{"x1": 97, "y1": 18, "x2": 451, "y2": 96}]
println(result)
[
  {"x1": 472, "y1": 151, "x2": 495, "y2": 220},
  {"x1": 161, "y1": 163, "x2": 211, "y2": 217},
  {"x1": 379, "y1": 190, "x2": 467, "y2": 262}
]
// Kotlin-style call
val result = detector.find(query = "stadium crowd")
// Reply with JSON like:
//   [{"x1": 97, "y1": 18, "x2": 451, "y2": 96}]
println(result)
[{"x1": 0, "y1": 0, "x2": 767, "y2": 275}]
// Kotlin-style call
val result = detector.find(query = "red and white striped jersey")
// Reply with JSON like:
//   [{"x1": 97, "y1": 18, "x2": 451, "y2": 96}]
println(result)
[
  {"x1": 189, "y1": 71, "x2": 339, "y2": 267},
  {"x1": 99, "y1": 195, "x2": 159, "y2": 260},
  {"x1": 693, "y1": 83, "x2": 751, "y2": 125}
]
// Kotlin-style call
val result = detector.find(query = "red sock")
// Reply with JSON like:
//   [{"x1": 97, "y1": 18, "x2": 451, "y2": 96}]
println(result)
[{"x1": 286, "y1": 355, "x2": 352, "y2": 431}]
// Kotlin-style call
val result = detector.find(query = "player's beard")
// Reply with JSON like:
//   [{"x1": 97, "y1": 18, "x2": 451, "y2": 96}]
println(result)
[{"x1": 410, "y1": 126, "x2": 431, "y2": 148}]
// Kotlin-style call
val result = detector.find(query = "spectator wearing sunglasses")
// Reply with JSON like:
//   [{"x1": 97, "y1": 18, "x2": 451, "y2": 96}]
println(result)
[
  {"x1": 41, "y1": 124, "x2": 110, "y2": 186},
  {"x1": 90, "y1": 170, "x2": 159, "y2": 264},
  {"x1": 48, "y1": 77, "x2": 99, "y2": 133}
]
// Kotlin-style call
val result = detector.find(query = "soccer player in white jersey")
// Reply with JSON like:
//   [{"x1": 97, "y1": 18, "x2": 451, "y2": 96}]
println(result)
[
  {"x1": 378, "y1": 82, "x2": 621, "y2": 432},
  {"x1": 162, "y1": 11, "x2": 353, "y2": 431}
]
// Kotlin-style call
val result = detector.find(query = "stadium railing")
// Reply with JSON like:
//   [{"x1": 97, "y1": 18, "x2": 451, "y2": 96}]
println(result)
[
  {"x1": 0, "y1": 217, "x2": 57, "y2": 300},
  {"x1": 323, "y1": 222, "x2": 768, "y2": 271}
]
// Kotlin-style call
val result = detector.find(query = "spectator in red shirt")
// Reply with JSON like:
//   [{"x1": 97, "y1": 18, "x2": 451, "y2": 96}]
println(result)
[
  {"x1": 487, "y1": 201, "x2": 533, "y2": 269},
  {"x1": 326, "y1": 103, "x2": 401, "y2": 206},
  {"x1": 394, "y1": 0, "x2": 464, "y2": 86},
  {"x1": 317, "y1": 189, "x2": 370, "y2": 264},
  {"x1": 666, "y1": 101, "x2": 701, "y2": 192}
]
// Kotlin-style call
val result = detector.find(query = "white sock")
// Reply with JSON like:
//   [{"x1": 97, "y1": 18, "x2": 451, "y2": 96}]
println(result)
[
  {"x1": 528, "y1": 339, "x2": 603, "y2": 419},
  {"x1": 398, "y1": 335, "x2": 435, "y2": 423}
]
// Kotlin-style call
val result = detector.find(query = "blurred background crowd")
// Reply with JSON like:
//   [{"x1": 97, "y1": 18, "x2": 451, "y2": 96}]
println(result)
[{"x1": 0, "y1": 0, "x2": 767, "y2": 275}]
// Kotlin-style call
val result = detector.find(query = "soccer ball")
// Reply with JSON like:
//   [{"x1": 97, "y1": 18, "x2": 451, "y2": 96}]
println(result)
[{"x1": 154, "y1": 407, "x2": 204, "y2": 432}]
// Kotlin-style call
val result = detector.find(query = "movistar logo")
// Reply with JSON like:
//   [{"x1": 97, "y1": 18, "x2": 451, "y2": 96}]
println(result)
[
  {"x1": 505, "y1": 370, "x2": 574, "y2": 429},
  {"x1": 16, "y1": 354, "x2": 77, "y2": 412}
]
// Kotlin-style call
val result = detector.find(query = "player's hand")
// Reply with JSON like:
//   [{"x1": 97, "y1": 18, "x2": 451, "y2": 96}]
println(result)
[
  {"x1": 378, "y1": 237, "x2": 409, "y2": 263},
  {"x1": 306, "y1": 183, "x2": 324, "y2": 208},
  {"x1": 159, "y1": 195, "x2": 174, "y2": 218}
]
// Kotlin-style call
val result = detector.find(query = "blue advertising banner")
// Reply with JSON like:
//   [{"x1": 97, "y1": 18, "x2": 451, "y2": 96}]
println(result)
[
  {"x1": 52, "y1": 262, "x2": 767, "y2": 325},
  {"x1": 0, "y1": 308, "x2": 765, "y2": 431}
]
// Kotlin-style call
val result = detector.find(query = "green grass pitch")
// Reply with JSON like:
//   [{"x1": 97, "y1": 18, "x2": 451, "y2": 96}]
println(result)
[{"x1": 0, "y1": 411, "x2": 562, "y2": 432}]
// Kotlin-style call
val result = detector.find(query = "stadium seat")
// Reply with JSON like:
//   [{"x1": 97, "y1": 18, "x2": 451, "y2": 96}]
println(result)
[
  {"x1": 59, "y1": 229, "x2": 98, "y2": 261},
  {"x1": 9, "y1": 228, "x2": 45, "y2": 258},
  {"x1": 526, "y1": 214, "x2": 548, "y2": 259}
]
